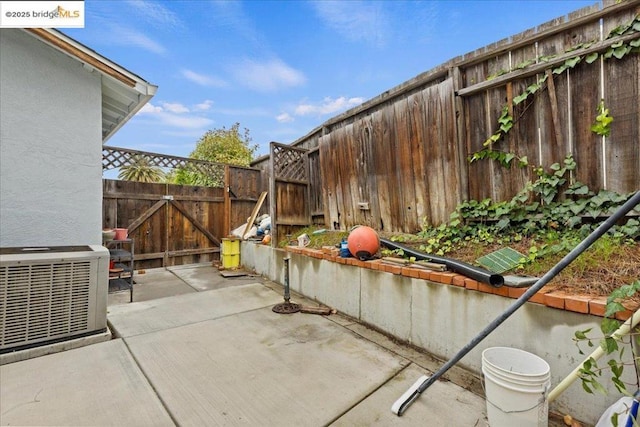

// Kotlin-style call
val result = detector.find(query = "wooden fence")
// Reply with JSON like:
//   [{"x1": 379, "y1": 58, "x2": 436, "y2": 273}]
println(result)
[
  {"x1": 102, "y1": 165, "x2": 265, "y2": 269},
  {"x1": 254, "y1": 0, "x2": 640, "y2": 234}
]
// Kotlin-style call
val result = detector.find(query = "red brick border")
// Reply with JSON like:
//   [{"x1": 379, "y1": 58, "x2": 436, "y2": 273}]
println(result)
[{"x1": 285, "y1": 246, "x2": 635, "y2": 318}]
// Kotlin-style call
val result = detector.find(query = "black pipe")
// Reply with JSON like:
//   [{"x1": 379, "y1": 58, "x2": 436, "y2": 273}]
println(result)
[
  {"x1": 380, "y1": 238, "x2": 504, "y2": 287},
  {"x1": 394, "y1": 190, "x2": 640, "y2": 416}
]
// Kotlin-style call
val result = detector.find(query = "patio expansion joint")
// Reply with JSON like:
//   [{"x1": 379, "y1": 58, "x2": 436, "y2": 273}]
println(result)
[
  {"x1": 167, "y1": 268, "x2": 200, "y2": 293},
  {"x1": 111, "y1": 303, "x2": 282, "y2": 340},
  {"x1": 120, "y1": 339, "x2": 179, "y2": 427},
  {"x1": 324, "y1": 361, "x2": 413, "y2": 425}
]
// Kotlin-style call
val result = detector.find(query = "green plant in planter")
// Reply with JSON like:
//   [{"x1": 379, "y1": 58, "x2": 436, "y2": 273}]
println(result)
[{"x1": 573, "y1": 280, "x2": 640, "y2": 426}]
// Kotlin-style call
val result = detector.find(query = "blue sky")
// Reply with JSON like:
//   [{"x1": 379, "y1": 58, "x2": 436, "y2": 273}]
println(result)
[{"x1": 65, "y1": 0, "x2": 596, "y2": 159}]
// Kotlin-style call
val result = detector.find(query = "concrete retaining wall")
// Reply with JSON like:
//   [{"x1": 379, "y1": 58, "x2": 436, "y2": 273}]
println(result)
[{"x1": 242, "y1": 242, "x2": 633, "y2": 424}]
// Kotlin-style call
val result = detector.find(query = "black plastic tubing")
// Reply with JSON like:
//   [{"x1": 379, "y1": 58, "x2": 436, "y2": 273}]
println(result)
[{"x1": 379, "y1": 238, "x2": 504, "y2": 288}]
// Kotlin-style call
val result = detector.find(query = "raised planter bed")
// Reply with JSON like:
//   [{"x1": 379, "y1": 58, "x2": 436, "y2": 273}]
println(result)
[{"x1": 241, "y1": 241, "x2": 635, "y2": 425}]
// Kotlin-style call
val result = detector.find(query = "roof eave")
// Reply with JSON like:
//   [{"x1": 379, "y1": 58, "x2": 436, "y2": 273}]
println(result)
[{"x1": 23, "y1": 28, "x2": 157, "y2": 142}]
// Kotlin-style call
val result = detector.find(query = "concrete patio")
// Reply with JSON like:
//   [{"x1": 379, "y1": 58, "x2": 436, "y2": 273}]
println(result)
[{"x1": 1, "y1": 263, "x2": 493, "y2": 426}]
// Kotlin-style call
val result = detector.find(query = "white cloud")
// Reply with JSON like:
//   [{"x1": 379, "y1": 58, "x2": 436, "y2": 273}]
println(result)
[
  {"x1": 233, "y1": 58, "x2": 306, "y2": 92},
  {"x1": 111, "y1": 25, "x2": 166, "y2": 54},
  {"x1": 135, "y1": 101, "x2": 213, "y2": 130},
  {"x1": 294, "y1": 96, "x2": 365, "y2": 116},
  {"x1": 126, "y1": 0, "x2": 182, "y2": 28},
  {"x1": 276, "y1": 113, "x2": 294, "y2": 123},
  {"x1": 211, "y1": 107, "x2": 270, "y2": 117},
  {"x1": 181, "y1": 69, "x2": 228, "y2": 88},
  {"x1": 194, "y1": 100, "x2": 214, "y2": 111},
  {"x1": 160, "y1": 114, "x2": 213, "y2": 129},
  {"x1": 161, "y1": 102, "x2": 189, "y2": 114},
  {"x1": 210, "y1": 0, "x2": 259, "y2": 43},
  {"x1": 139, "y1": 102, "x2": 163, "y2": 114},
  {"x1": 312, "y1": 1, "x2": 389, "y2": 47}
]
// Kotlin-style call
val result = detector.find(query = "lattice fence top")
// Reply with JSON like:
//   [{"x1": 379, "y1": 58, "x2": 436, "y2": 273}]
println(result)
[
  {"x1": 103, "y1": 145, "x2": 225, "y2": 185},
  {"x1": 272, "y1": 143, "x2": 307, "y2": 181}
]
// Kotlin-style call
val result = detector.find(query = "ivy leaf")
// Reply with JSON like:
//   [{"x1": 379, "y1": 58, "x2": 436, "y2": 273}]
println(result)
[
  {"x1": 585, "y1": 52, "x2": 599, "y2": 64},
  {"x1": 518, "y1": 156, "x2": 528, "y2": 167},
  {"x1": 602, "y1": 336, "x2": 619, "y2": 354},
  {"x1": 526, "y1": 83, "x2": 541, "y2": 94},
  {"x1": 572, "y1": 185, "x2": 590, "y2": 195},
  {"x1": 553, "y1": 64, "x2": 567, "y2": 75},
  {"x1": 498, "y1": 114, "x2": 512, "y2": 126},
  {"x1": 504, "y1": 153, "x2": 515, "y2": 164},
  {"x1": 514, "y1": 92, "x2": 529, "y2": 104},
  {"x1": 500, "y1": 121, "x2": 513, "y2": 133},
  {"x1": 608, "y1": 25, "x2": 625, "y2": 37},
  {"x1": 612, "y1": 377, "x2": 627, "y2": 394},
  {"x1": 613, "y1": 45, "x2": 630, "y2": 59},
  {"x1": 604, "y1": 301, "x2": 625, "y2": 318},
  {"x1": 496, "y1": 218, "x2": 510, "y2": 229},
  {"x1": 569, "y1": 200, "x2": 588, "y2": 215},
  {"x1": 565, "y1": 56, "x2": 582, "y2": 69},
  {"x1": 591, "y1": 380, "x2": 608, "y2": 395},
  {"x1": 575, "y1": 329, "x2": 592, "y2": 340},
  {"x1": 608, "y1": 359, "x2": 624, "y2": 378},
  {"x1": 567, "y1": 216, "x2": 582, "y2": 227},
  {"x1": 591, "y1": 100, "x2": 613, "y2": 137}
]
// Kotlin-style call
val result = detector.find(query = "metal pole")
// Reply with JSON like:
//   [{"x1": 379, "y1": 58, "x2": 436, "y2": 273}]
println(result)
[
  {"x1": 395, "y1": 191, "x2": 640, "y2": 416},
  {"x1": 284, "y1": 257, "x2": 291, "y2": 303},
  {"x1": 272, "y1": 256, "x2": 301, "y2": 314}
]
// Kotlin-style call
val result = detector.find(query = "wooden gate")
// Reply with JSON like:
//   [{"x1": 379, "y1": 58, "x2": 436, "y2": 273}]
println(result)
[
  {"x1": 103, "y1": 146, "x2": 268, "y2": 268},
  {"x1": 103, "y1": 180, "x2": 224, "y2": 269},
  {"x1": 269, "y1": 142, "x2": 310, "y2": 245}
]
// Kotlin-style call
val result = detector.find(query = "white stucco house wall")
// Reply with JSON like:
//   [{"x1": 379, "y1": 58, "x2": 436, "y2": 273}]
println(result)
[{"x1": 0, "y1": 28, "x2": 156, "y2": 248}]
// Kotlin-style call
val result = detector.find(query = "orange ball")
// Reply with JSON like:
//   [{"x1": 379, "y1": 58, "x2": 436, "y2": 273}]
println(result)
[{"x1": 347, "y1": 226, "x2": 380, "y2": 260}]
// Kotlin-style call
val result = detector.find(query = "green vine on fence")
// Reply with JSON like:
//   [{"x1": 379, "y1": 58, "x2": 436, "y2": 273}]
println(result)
[
  {"x1": 591, "y1": 99, "x2": 614, "y2": 137},
  {"x1": 470, "y1": 15, "x2": 640, "y2": 167},
  {"x1": 397, "y1": 154, "x2": 639, "y2": 258}
]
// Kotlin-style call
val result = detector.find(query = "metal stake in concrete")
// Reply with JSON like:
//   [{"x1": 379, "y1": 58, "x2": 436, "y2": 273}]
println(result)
[{"x1": 272, "y1": 257, "x2": 300, "y2": 314}]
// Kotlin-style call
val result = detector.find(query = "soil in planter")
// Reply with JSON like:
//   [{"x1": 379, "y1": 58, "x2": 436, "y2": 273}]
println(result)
[{"x1": 281, "y1": 229, "x2": 640, "y2": 307}]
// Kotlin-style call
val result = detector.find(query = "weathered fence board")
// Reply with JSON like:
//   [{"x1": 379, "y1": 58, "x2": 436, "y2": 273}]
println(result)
[
  {"x1": 252, "y1": 1, "x2": 640, "y2": 234},
  {"x1": 605, "y1": 52, "x2": 640, "y2": 190},
  {"x1": 308, "y1": 149, "x2": 324, "y2": 224},
  {"x1": 103, "y1": 164, "x2": 265, "y2": 268},
  {"x1": 408, "y1": 91, "x2": 429, "y2": 225},
  {"x1": 269, "y1": 143, "x2": 309, "y2": 244}
]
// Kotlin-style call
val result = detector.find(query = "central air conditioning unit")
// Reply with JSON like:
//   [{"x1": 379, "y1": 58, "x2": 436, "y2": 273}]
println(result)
[{"x1": 0, "y1": 245, "x2": 109, "y2": 353}]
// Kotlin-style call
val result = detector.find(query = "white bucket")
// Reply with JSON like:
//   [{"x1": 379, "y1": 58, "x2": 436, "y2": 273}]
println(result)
[{"x1": 482, "y1": 347, "x2": 551, "y2": 427}]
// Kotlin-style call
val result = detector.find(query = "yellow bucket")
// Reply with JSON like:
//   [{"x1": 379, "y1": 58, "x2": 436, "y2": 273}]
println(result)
[{"x1": 221, "y1": 238, "x2": 240, "y2": 269}]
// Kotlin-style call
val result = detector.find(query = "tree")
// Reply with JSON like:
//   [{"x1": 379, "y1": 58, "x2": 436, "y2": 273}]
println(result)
[
  {"x1": 118, "y1": 155, "x2": 165, "y2": 183},
  {"x1": 171, "y1": 123, "x2": 258, "y2": 187}
]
